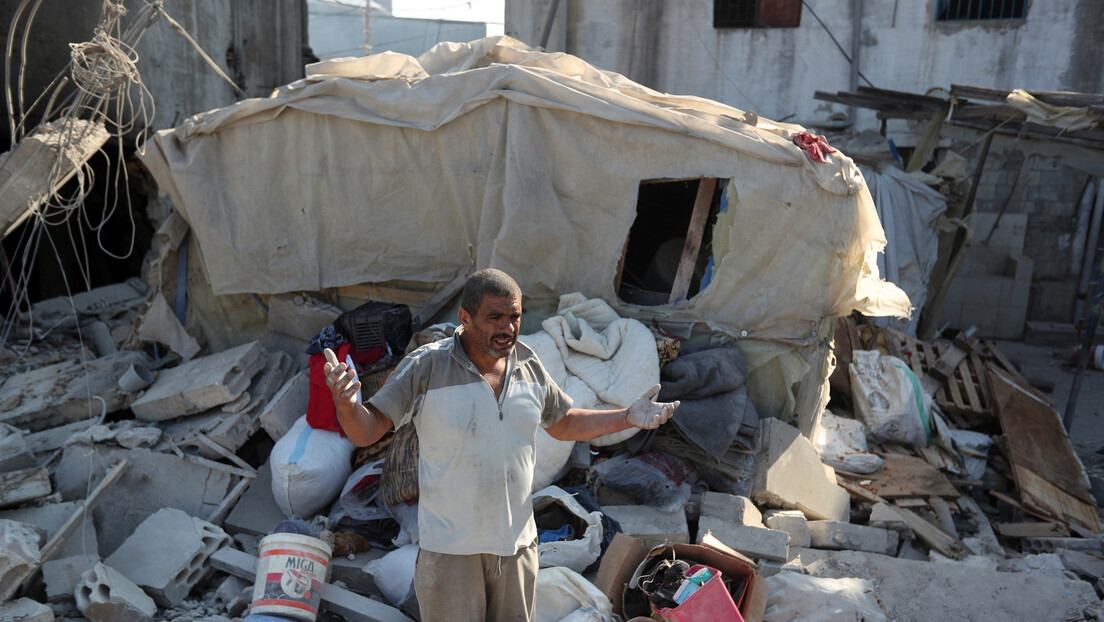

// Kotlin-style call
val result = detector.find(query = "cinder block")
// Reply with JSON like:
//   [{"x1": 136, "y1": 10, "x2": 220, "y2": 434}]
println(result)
[
  {"x1": 701, "y1": 493, "x2": 762, "y2": 527},
  {"x1": 42, "y1": 554, "x2": 100, "y2": 602},
  {"x1": 809, "y1": 520, "x2": 898, "y2": 555},
  {"x1": 764, "y1": 509, "x2": 811, "y2": 548},
  {"x1": 0, "y1": 519, "x2": 43, "y2": 603},
  {"x1": 698, "y1": 517, "x2": 789, "y2": 562},
  {"x1": 0, "y1": 597, "x2": 54, "y2": 622},
  {"x1": 601, "y1": 505, "x2": 688, "y2": 549},
  {"x1": 751, "y1": 418, "x2": 850, "y2": 522},
  {"x1": 105, "y1": 508, "x2": 229, "y2": 607},
  {"x1": 259, "y1": 371, "x2": 310, "y2": 442},
  {"x1": 75, "y1": 562, "x2": 157, "y2": 622},
  {"x1": 131, "y1": 341, "x2": 268, "y2": 421}
]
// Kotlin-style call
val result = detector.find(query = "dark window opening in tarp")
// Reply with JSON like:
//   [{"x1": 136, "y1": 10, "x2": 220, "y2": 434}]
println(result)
[
  {"x1": 936, "y1": 0, "x2": 1027, "y2": 21},
  {"x1": 714, "y1": 0, "x2": 802, "y2": 28},
  {"x1": 616, "y1": 178, "x2": 727, "y2": 306}
]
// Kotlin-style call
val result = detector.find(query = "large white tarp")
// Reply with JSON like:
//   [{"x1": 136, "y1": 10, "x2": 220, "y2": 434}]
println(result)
[{"x1": 141, "y1": 36, "x2": 909, "y2": 344}]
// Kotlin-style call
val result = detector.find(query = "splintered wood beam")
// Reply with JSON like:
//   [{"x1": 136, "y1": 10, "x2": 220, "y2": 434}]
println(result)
[{"x1": 668, "y1": 178, "x2": 717, "y2": 304}]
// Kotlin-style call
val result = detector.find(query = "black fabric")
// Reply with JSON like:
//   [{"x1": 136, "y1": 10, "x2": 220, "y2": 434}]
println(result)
[
  {"x1": 658, "y1": 345, "x2": 760, "y2": 459},
  {"x1": 561, "y1": 485, "x2": 621, "y2": 574}
]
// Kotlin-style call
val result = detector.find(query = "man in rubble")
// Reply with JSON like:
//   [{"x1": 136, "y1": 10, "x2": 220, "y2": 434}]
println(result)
[{"x1": 323, "y1": 268, "x2": 678, "y2": 621}]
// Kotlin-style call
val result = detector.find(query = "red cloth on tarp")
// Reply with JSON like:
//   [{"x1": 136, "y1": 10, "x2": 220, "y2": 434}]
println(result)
[
  {"x1": 792, "y1": 131, "x2": 837, "y2": 164},
  {"x1": 306, "y1": 343, "x2": 387, "y2": 434}
]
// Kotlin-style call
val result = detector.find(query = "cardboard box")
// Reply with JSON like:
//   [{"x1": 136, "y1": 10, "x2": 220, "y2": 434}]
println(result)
[{"x1": 596, "y1": 532, "x2": 768, "y2": 622}]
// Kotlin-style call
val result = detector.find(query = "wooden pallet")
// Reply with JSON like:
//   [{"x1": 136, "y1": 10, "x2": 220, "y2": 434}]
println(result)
[{"x1": 884, "y1": 330, "x2": 993, "y2": 420}]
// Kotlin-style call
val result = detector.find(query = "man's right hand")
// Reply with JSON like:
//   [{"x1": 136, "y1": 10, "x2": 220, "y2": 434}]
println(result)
[{"x1": 324, "y1": 348, "x2": 361, "y2": 407}]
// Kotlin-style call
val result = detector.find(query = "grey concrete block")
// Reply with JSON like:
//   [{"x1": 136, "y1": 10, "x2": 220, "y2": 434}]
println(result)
[
  {"x1": 223, "y1": 458, "x2": 285, "y2": 537},
  {"x1": 601, "y1": 505, "x2": 688, "y2": 549},
  {"x1": 867, "y1": 502, "x2": 912, "y2": 537},
  {"x1": 698, "y1": 516, "x2": 789, "y2": 562},
  {"x1": 0, "y1": 597, "x2": 54, "y2": 622},
  {"x1": 105, "y1": 508, "x2": 229, "y2": 607},
  {"x1": 1022, "y1": 537, "x2": 1103, "y2": 555},
  {"x1": 764, "y1": 509, "x2": 811, "y2": 548},
  {"x1": 42, "y1": 554, "x2": 100, "y2": 602},
  {"x1": 259, "y1": 371, "x2": 310, "y2": 442},
  {"x1": 131, "y1": 341, "x2": 268, "y2": 421},
  {"x1": 75, "y1": 562, "x2": 157, "y2": 622},
  {"x1": 1060, "y1": 550, "x2": 1104, "y2": 580},
  {"x1": 751, "y1": 418, "x2": 850, "y2": 522},
  {"x1": 0, "y1": 519, "x2": 43, "y2": 602},
  {"x1": 809, "y1": 520, "x2": 899, "y2": 555},
  {"x1": 0, "y1": 501, "x2": 98, "y2": 560},
  {"x1": 55, "y1": 445, "x2": 234, "y2": 557},
  {"x1": 701, "y1": 492, "x2": 762, "y2": 527},
  {"x1": 0, "y1": 423, "x2": 36, "y2": 471}
]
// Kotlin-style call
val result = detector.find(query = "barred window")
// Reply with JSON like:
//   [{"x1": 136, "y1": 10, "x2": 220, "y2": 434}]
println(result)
[{"x1": 936, "y1": 0, "x2": 1027, "y2": 21}]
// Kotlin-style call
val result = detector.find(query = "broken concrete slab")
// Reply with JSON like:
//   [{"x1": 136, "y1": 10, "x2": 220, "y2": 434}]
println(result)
[
  {"x1": 868, "y1": 501, "x2": 912, "y2": 536},
  {"x1": 262, "y1": 294, "x2": 342, "y2": 359},
  {"x1": 698, "y1": 517, "x2": 789, "y2": 562},
  {"x1": 0, "y1": 501, "x2": 98, "y2": 559},
  {"x1": 105, "y1": 508, "x2": 230, "y2": 607},
  {"x1": 24, "y1": 420, "x2": 96, "y2": 455},
  {"x1": 601, "y1": 505, "x2": 689, "y2": 549},
  {"x1": 0, "y1": 466, "x2": 52, "y2": 508},
  {"x1": 808, "y1": 520, "x2": 899, "y2": 555},
  {"x1": 0, "y1": 597, "x2": 54, "y2": 622},
  {"x1": 223, "y1": 458, "x2": 284, "y2": 537},
  {"x1": 131, "y1": 341, "x2": 267, "y2": 421},
  {"x1": 803, "y1": 549, "x2": 1101, "y2": 621},
  {"x1": 764, "y1": 509, "x2": 812, "y2": 548},
  {"x1": 701, "y1": 492, "x2": 763, "y2": 527},
  {"x1": 751, "y1": 418, "x2": 850, "y2": 522},
  {"x1": 135, "y1": 293, "x2": 202, "y2": 361},
  {"x1": 75, "y1": 562, "x2": 157, "y2": 622},
  {"x1": 259, "y1": 370, "x2": 309, "y2": 441},
  {"x1": 0, "y1": 350, "x2": 152, "y2": 431},
  {"x1": 0, "y1": 519, "x2": 42, "y2": 602},
  {"x1": 1060, "y1": 550, "x2": 1104, "y2": 581},
  {"x1": 55, "y1": 445, "x2": 234, "y2": 556},
  {"x1": 0, "y1": 423, "x2": 35, "y2": 471},
  {"x1": 42, "y1": 554, "x2": 100, "y2": 602},
  {"x1": 996, "y1": 553, "x2": 1073, "y2": 580}
]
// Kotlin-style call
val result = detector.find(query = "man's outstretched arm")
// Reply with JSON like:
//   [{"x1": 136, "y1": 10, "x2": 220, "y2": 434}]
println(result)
[
  {"x1": 545, "y1": 384, "x2": 679, "y2": 442},
  {"x1": 323, "y1": 348, "x2": 394, "y2": 447}
]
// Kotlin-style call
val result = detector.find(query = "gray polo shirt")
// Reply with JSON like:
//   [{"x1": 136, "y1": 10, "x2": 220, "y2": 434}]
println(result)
[{"x1": 368, "y1": 327, "x2": 573, "y2": 556}]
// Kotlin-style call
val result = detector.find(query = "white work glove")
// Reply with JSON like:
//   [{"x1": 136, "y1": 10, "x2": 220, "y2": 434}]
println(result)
[
  {"x1": 323, "y1": 347, "x2": 361, "y2": 407},
  {"x1": 625, "y1": 384, "x2": 680, "y2": 430}
]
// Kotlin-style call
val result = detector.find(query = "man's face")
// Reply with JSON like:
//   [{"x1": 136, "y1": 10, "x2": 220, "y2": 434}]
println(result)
[{"x1": 460, "y1": 294, "x2": 522, "y2": 360}]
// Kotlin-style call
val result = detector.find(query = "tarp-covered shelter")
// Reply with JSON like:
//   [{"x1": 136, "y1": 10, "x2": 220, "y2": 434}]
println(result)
[{"x1": 140, "y1": 36, "x2": 909, "y2": 427}]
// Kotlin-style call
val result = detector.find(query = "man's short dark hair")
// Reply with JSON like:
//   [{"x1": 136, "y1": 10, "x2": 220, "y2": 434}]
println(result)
[{"x1": 461, "y1": 269, "x2": 521, "y2": 314}]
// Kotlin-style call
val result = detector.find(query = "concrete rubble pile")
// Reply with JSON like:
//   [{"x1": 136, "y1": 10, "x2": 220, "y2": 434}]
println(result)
[{"x1": 2, "y1": 283, "x2": 1104, "y2": 622}]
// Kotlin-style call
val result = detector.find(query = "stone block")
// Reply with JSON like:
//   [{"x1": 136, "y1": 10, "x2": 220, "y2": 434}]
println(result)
[
  {"x1": 764, "y1": 509, "x2": 811, "y2": 548},
  {"x1": 0, "y1": 519, "x2": 42, "y2": 602},
  {"x1": 0, "y1": 597, "x2": 54, "y2": 622},
  {"x1": 0, "y1": 501, "x2": 98, "y2": 559},
  {"x1": 55, "y1": 445, "x2": 234, "y2": 556},
  {"x1": 0, "y1": 423, "x2": 35, "y2": 471},
  {"x1": 259, "y1": 371, "x2": 309, "y2": 442},
  {"x1": 698, "y1": 517, "x2": 789, "y2": 562},
  {"x1": 42, "y1": 554, "x2": 100, "y2": 602},
  {"x1": 223, "y1": 459, "x2": 285, "y2": 537},
  {"x1": 75, "y1": 562, "x2": 157, "y2": 622},
  {"x1": 105, "y1": 508, "x2": 229, "y2": 607},
  {"x1": 809, "y1": 520, "x2": 898, "y2": 555},
  {"x1": 601, "y1": 505, "x2": 688, "y2": 549},
  {"x1": 700, "y1": 492, "x2": 762, "y2": 527},
  {"x1": 131, "y1": 341, "x2": 268, "y2": 421},
  {"x1": 751, "y1": 418, "x2": 850, "y2": 522},
  {"x1": 867, "y1": 502, "x2": 911, "y2": 536}
]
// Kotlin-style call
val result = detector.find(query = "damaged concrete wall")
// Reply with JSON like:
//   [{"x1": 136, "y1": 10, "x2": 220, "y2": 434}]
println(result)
[{"x1": 505, "y1": 0, "x2": 1103, "y2": 135}]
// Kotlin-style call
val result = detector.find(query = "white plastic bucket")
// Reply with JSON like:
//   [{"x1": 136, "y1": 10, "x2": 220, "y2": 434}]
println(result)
[{"x1": 250, "y1": 533, "x2": 332, "y2": 621}]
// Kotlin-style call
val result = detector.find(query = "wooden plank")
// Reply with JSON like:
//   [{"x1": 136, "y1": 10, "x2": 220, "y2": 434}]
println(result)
[
  {"x1": 334, "y1": 284, "x2": 436, "y2": 307},
  {"x1": 892, "y1": 503, "x2": 971, "y2": 559},
  {"x1": 411, "y1": 265, "x2": 474, "y2": 329},
  {"x1": 957, "y1": 358, "x2": 982, "y2": 412},
  {"x1": 0, "y1": 467, "x2": 51, "y2": 508},
  {"x1": 206, "y1": 477, "x2": 251, "y2": 527},
  {"x1": 668, "y1": 177, "x2": 717, "y2": 304},
  {"x1": 971, "y1": 350, "x2": 993, "y2": 414},
  {"x1": 1017, "y1": 468, "x2": 1102, "y2": 533},
  {"x1": 865, "y1": 454, "x2": 959, "y2": 499},
  {"x1": 985, "y1": 341, "x2": 1054, "y2": 406},
  {"x1": 997, "y1": 522, "x2": 1070, "y2": 538}
]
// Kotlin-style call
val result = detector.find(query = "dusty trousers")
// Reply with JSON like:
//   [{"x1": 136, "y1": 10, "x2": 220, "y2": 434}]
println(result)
[{"x1": 414, "y1": 539, "x2": 539, "y2": 621}]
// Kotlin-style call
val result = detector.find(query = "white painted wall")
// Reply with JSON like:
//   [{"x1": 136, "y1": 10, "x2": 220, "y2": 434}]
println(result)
[{"x1": 507, "y1": 0, "x2": 1102, "y2": 134}]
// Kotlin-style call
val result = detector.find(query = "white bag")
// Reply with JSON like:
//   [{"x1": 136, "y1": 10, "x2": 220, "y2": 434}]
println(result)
[
  {"x1": 270, "y1": 415, "x2": 355, "y2": 517},
  {"x1": 534, "y1": 566, "x2": 613, "y2": 622},
  {"x1": 533, "y1": 486, "x2": 604, "y2": 573},
  {"x1": 363, "y1": 543, "x2": 419, "y2": 609},
  {"x1": 814, "y1": 410, "x2": 883, "y2": 474},
  {"x1": 849, "y1": 350, "x2": 932, "y2": 447}
]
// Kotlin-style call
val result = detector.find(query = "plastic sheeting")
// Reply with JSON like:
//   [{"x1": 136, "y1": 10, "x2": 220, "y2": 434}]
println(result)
[
  {"x1": 863, "y1": 165, "x2": 947, "y2": 336},
  {"x1": 141, "y1": 36, "x2": 909, "y2": 344}
]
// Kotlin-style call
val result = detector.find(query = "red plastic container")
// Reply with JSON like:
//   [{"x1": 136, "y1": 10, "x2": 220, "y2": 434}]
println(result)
[{"x1": 652, "y1": 564, "x2": 744, "y2": 622}]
